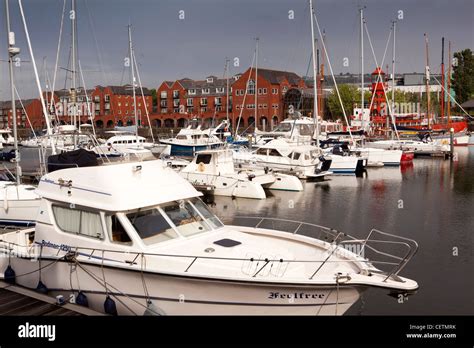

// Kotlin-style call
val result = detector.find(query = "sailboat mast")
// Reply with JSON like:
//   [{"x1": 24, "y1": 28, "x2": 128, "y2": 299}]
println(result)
[
  {"x1": 225, "y1": 58, "x2": 230, "y2": 123},
  {"x1": 309, "y1": 0, "x2": 319, "y2": 147},
  {"x1": 392, "y1": 20, "x2": 396, "y2": 133},
  {"x1": 5, "y1": 0, "x2": 21, "y2": 185},
  {"x1": 360, "y1": 7, "x2": 364, "y2": 131},
  {"x1": 424, "y1": 33, "x2": 431, "y2": 128},
  {"x1": 441, "y1": 37, "x2": 445, "y2": 120},
  {"x1": 128, "y1": 24, "x2": 139, "y2": 145},
  {"x1": 255, "y1": 37, "x2": 259, "y2": 130},
  {"x1": 447, "y1": 40, "x2": 451, "y2": 124},
  {"x1": 71, "y1": 0, "x2": 77, "y2": 127}
]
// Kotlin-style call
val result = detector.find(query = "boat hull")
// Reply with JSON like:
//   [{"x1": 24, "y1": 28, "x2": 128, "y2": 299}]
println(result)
[{"x1": 2, "y1": 257, "x2": 363, "y2": 315}]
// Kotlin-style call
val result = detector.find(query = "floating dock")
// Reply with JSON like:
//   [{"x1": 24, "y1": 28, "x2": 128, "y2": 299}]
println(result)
[{"x1": 0, "y1": 281, "x2": 103, "y2": 316}]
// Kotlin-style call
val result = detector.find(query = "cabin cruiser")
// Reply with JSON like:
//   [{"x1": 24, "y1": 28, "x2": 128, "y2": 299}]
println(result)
[
  {"x1": 160, "y1": 121, "x2": 224, "y2": 157},
  {"x1": 93, "y1": 131, "x2": 163, "y2": 159},
  {"x1": 179, "y1": 149, "x2": 303, "y2": 199},
  {"x1": 255, "y1": 116, "x2": 317, "y2": 146},
  {"x1": 210, "y1": 120, "x2": 249, "y2": 146},
  {"x1": 367, "y1": 138, "x2": 450, "y2": 156},
  {"x1": 0, "y1": 129, "x2": 14, "y2": 146},
  {"x1": 0, "y1": 159, "x2": 418, "y2": 315},
  {"x1": 233, "y1": 139, "x2": 332, "y2": 180}
]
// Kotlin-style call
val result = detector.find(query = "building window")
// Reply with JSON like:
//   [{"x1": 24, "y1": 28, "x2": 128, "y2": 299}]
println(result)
[
  {"x1": 216, "y1": 106, "x2": 222, "y2": 111},
  {"x1": 282, "y1": 86, "x2": 288, "y2": 94},
  {"x1": 160, "y1": 91, "x2": 167, "y2": 99},
  {"x1": 174, "y1": 107, "x2": 180, "y2": 113},
  {"x1": 247, "y1": 80, "x2": 255, "y2": 95},
  {"x1": 272, "y1": 88, "x2": 278, "y2": 95},
  {"x1": 187, "y1": 107, "x2": 194, "y2": 113},
  {"x1": 173, "y1": 99, "x2": 180, "y2": 107},
  {"x1": 201, "y1": 107, "x2": 207, "y2": 112},
  {"x1": 118, "y1": 102, "x2": 121, "y2": 107},
  {"x1": 161, "y1": 108, "x2": 167, "y2": 114},
  {"x1": 187, "y1": 98, "x2": 194, "y2": 106},
  {"x1": 272, "y1": 104, "x2": 279, "y2": 109},
  {"x1": 262, "y1": 88, "x2": 267, "y2": 94},
  {"x1": 263, "y1": 104, "x2": 268, "y2": 109},
  {"x1": 104, "y1": 95, "x2": 110, "y2": 102},
  {"x1": 246, "y1": 104, "x2": 255, "y2": 109},
  {"x1": 173, "y1": 90, "x2": 179, "y2": 98},
  {"x1": 206, "y1": 77, "x2": 214, "y2": 83},
  {"x1": 216, "y1": 87, "x2": 225, "y2": 93},
  {"x1": 200, "y1": 98, "x2": 208, "y2": 106},
  {"x1": 188, "y1": 89, "x2": 196, "y2": 95},
  {"x1": 214, "y1": 97, "x2": 222, "y2": 105},
  {"x1": 202, "y1": 88, "x2": 210, "y2": 94}
]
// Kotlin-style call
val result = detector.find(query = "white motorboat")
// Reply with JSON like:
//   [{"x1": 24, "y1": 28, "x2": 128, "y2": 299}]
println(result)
[
  {"x1": 368, "y1": 139, "x2": 450, "y2": 156},
  {"x1": 93, "y1": 131, "x2": 158, "y2": 159},
  {"x1": 160, "y1": 120, "x2": 224, "y2": 157},
  {"x1": 233, "y1": 139, "x2": 332, "y2": 180},
  {"x1": 255, "y1": 116, "x2": 319, "y2": 146},
  {"x1": 180, "y1": 149, "x2": 303, "y2": 199},
  {"x1": 0, "y1": 159, "x2": 418, "y2": 315}
]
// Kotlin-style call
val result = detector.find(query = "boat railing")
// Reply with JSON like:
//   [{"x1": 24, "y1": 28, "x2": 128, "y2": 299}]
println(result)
[
  {"x1": 0, "y1": 217, "x2": 418, "y2": 283},
  {"x1": 225, "y1": 216, "x2": 419, "y2": 282}
]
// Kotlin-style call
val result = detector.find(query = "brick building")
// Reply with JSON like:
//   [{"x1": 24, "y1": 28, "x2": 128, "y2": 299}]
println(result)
[
  {"x1": 231, "y1": 68, "x2": 307, "y2": 130},
  {"x1": 0, "y1": 99, "x2": 44, "y2": 129},
  {"x1": 45, "y1": 85, "x2": 153, "y2": 129},
  {"x1": 157, "y1": 76, "x2": 231, "y2": 128}
]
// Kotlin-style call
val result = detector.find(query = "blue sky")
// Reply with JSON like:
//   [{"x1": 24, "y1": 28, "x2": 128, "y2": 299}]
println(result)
[{"x1": 0, "y1": 0, "x2": 473, "y2": 99}]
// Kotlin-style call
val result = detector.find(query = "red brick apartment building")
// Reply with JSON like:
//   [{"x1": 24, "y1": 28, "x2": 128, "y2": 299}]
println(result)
[
  {"x1": 157, "y1": 75, "x2": 231, "y2": 128},
  {"x1": 157, "y1": 68, "x2": 306, "y2": 130},
  {"x1": 0, "y1": 99, "x2": 44, "y2": 129},
  {"x1": 45, "y1": 85, "x2": 153, "y2": 128},
  {"x1": 231, "y1": 68, "x2": 306, "y2": 130}
]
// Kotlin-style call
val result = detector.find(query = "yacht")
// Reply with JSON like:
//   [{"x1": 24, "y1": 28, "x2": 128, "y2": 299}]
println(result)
[
  {"x1": 160, "y1": 120, "x2": 224, "y2": 157},
  {"x1": 255, "y1": 116, "x2": 317, "y2": 146},
  {"x1": 0, "y1": 159, "x2": 418, "y2": 315},
  {"x1": 179, "y1": 149, "x2": 303, "y2": 199},
  {"x1": 368, "y1": 138, "x2": 450, "y2": 156},
  {"x1": 233, "y1": 139, "x2": 333, "y2": 180}
]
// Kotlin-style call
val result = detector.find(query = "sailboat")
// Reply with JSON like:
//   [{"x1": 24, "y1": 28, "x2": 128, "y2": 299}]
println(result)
[{"x1": 0, "y1": 0, "x2": 40, "y2": 226}]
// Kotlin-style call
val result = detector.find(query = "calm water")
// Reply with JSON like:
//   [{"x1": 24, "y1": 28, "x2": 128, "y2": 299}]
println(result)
[
  {"x1": 8, "y1": 146, "x2": 474, "y2": 315},
  {"x1": 205, "y1": 148, "x2": 474, "y2": 315}
]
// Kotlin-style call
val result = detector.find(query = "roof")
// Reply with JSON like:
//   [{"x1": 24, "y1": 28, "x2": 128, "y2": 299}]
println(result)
[
  {"x1": 176, "y1": 77, "x2": 230, "y2": 96},
  {"x1": 105, "y1": 85, "x2": 152, "y2": 96},
  {"x1": 253, "y1": 68, "x2": 302, "y2": 85},
  {"x1": 460, "y1": 99, "x2": 474, "y2": 109},
  {"x1": 36, "y1": 160, "x2": 202, "y2": 212},
  {"x1": 0, "y1": 99, "x2": 37, "y2": 109}
]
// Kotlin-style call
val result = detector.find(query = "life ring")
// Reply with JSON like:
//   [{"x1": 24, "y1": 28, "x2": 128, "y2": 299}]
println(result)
[{"x1": 198, "y1": 162, "x2": 205, "y2": 172}]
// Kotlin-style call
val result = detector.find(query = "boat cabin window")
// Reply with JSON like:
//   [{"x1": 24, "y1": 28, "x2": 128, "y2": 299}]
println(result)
[
  {"x1": 127, "y1": 208, "x2": 177, "y2": 245},
  {"x1": 256, "y1": 148, "x2": 268, "y2": 155},
  {"x1": 52, "y1": 205, "x2": 104, "y2": 240},
  {"x1": 189, "y1": 198, "x2": 223, "y2": 229},
  {"x1": 105, "y1": 215, "x2": 132, "y2": 244},
  {"x1": 273, "y1": 123, "x2": 292, "y2": 132},
  {"x1": 291, "y1": 152, "x2": 301, "y2": 160},
  {"x1": 176, "y1": 135, "x2": 187, "y2": 140},
  {"x1": 298, "y1": 124, "x2": 314, "y2": 136},
  {"x1": 195, "y1": 154, "x2": 212, "y2": 164},
  {"x1": 268, "y1": 149, "x2": 282, "y2": 157},
  {"x1": 162, "y1": 200, "x2": 210, "y2": 237}
]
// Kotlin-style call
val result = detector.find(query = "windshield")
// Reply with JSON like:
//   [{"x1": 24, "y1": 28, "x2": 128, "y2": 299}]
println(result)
[
  {"x1": 126, "y1": 198, "x2": 223, "y2": 245},
  {"x1": 273, "y1": 123, "x2": 292, "y2": 132}
]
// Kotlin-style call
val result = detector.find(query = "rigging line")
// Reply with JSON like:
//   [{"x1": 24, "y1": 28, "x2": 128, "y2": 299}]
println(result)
[
  {"x1": 312, "y1": 11, "x2": 354, "y2": 144},
  {"x1": 365, "y1": 21, "x2": 400, "y2": 140},
  {"x1": 84, "y1": 0, "x2": 109, "y2": 85},
  {"x1": 431, "y1": 75, "x2": 471, "y2": 118},
  {"x1": 14, "y1": 86, "x2": 37, "y2": 139},
  {"x1": 50, "y1": 0, "x2": 66, "y2": 115},
  {"x1": 132, "y1": 50, "x2": 154, "y2": 142},
  {"x1": 235, "y1": 49, "x2": 256, "y2": 137},
  {"x1": 78, "y1": 59, "x2": 96, "y2": 136},
  {"x1": 365, "y1": 23, "x2": 392, "y2": 128}
]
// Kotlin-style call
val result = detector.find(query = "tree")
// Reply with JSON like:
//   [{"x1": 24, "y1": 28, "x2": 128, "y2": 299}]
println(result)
[
  {"x1": 150, "y1": 88, "x2": 158, "y2": 108},
  {"x1": 327, "y1": 84, "x2": 359, "y2": 120},
  {"x1": 451, "y1": 49, "x2": 474, "y2": 104}
]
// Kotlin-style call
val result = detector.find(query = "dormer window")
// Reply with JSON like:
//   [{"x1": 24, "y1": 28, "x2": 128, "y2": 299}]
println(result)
[
  {"x1": 188, "y1": 89, "x2": 196, "y2": 95},
  {"x1": 216, "y1": 87, "x2": 225, "y2": 93},
  {"x1": 206, "y1": 77, "x2": 214, "y2": 83},
  {"x1": 202, "y1": 88, "x2": 210, "y2": 94}
]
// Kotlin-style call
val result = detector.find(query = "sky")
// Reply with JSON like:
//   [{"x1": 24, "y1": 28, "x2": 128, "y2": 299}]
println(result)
[{"x1": 0, "y1": 0, "x2": 473, "y2": 100}]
